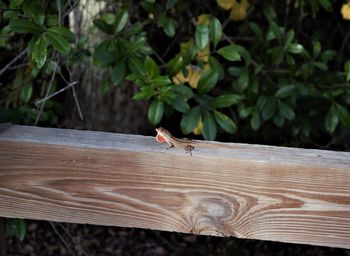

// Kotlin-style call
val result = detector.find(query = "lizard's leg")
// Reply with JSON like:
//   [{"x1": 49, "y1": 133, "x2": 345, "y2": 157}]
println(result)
[
  {"x1": 166, "y1": 142, "x2": 174, "y2": 149},
  {"x1": 185, "y1": 145, "x2": 194, "y2": 156}
]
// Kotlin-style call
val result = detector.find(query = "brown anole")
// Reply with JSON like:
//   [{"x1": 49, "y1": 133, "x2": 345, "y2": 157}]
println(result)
[{"x1": 155, "y1": 127, "x2": 195, "y2": 156}]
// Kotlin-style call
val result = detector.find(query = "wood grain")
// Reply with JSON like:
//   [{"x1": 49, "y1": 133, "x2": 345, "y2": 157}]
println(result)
[{"x1": 0, "y1": 124, "x2": 349, "y2": 248}]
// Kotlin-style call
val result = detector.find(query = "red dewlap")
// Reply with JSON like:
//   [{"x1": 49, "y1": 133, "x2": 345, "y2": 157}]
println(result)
[{"x1": 156, "y1": 134, "x2": 166, "y2": 143}]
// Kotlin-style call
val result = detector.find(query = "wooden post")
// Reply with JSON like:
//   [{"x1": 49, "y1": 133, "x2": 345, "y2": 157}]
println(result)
[{"x1": 0, "y1": 124, "x2": 349, "y2": 248}]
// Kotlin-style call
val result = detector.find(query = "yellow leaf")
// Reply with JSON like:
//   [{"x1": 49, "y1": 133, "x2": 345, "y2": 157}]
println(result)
[
  {"x1": 197, "y1": 14, "x2": 211, "y2": 25},
  {"x1": 193, "y1": 117, "x2": 203, "y2": 135},
  {"x1": 341, "y1": 3, "x2": 350, "y2": 20},
  {"x1": 216, "y1": 0, "x2": 234, "y2": 10},
  {"x1": 230, "y1": 0, "x2": 249, "y2": 21},
  {"x1": 188, "y1": 66, "x2": 202, "y2": 89},
  {"x1": 196, "y1": 44, "x2": 210, "y2": 63}
]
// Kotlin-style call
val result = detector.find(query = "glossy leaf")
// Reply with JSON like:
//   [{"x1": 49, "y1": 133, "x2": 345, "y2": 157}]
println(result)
[
  {"x1": 148, "y1": 100, "x2": 164, "y2": 125},
  {"x1": 128, "y1": 57, "x2": 145, "y2": 77},
  {"x1": 324, "y1": 105, "x2": 338, "y2": 133},
  {"x1": 172, "y1": 96, "x2": 189, "y2": 113},
  {"x1": 9, "y1": 18, "x2": 41, "y2": 33},
  {"x1": 46, "y1": 31, "x2": 70, "y2": 54},
  {"x1": 278, "y1": 100, "x2": 295, "y2": 120},
  {"x1": 288, "y1": 43, "x2": 304, "y2": 54},
  {"x1": 114, "y1": 9, "x2": 129, "y2": 32},
  {"x1": 111, "y1": 61, "x2": 126, "y2": 86},
  {"x1": 31, "y1": 34, "x2": 47, "y2": 69},
  {"x1": 152, "y1": 76, "x2": 171, "y2": 86},
  {"x1": 275, "y1": 84, "x2": 295, "y2": 98},
  {"x1": 335, "y1": 103, "x2": 350, "y2": 128},
  {"x1": 180, "y1": 106, "x2": 200, "y2": 134},
  {"x1": 209, "y1": 17, "x2": 222, "y2": 48},
  {"x1": 197, "y1": 69, "x2": 219, "y2": 94},
  {"x1": 217, "y1": 45, "x2": 241, "y2": 61},
  {"x1": 195, "y1": 24, "x2": 209, "y2": 49},
  {"x1": 93, "y1": 18, "x2": 113, "y2": 34},
  {"x1": 202, "y1": 110, "x2": 217, "y2": 140},
  {"x1": 249, "y1": 22, "x2": 263, "y2": 41},
  {"x1": 172, "y1": 84, "x2": 193, "y2": 99},
  {"x1": 213, "y1": 110, "x2": 237, "y2": 134},
  {"x1": 167, "y1": 55, "x2": 184, "y2": 76},
  {"x1": 250, "y1": 109, "x2": 261, "y2": 130},
  {"x1": 262, "y1": 99, "x2": 276, "y2": 120},
  {"x1": 209, "y1": 94, "x2": 241, "y2": 108},
  {"x1": 47, "y1": 26, "x2": 74, "y2": 41},
  {"x1": 144, "y1": 57, "x2": 159, "y2": 79},
  {"x1": 133, "y1": 87, "x2": 153, "y2": 100}
]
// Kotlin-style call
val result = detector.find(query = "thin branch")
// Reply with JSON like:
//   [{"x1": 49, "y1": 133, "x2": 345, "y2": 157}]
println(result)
[
  {"x1": 0, "y1": 49, "x2": 27, "y2": 77},
  {"x1": 36, "y1": 81, "x2": 78, "y2": 104},
  {"x1": 49, "y1": 222, "x2": 76, "y2": 256},
  {"x1": 65, "y1": 64, "x2": 84, "y2": 120}
]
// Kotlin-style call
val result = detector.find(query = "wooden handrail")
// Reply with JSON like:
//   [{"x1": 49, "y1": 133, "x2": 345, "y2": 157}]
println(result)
[{"x1": 0, "y1": 124, "x2": 349, "y2": 248}]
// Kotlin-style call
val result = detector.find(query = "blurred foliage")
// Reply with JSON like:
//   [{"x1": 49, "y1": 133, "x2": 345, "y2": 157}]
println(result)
[{"x1": 0, "y1": 0, "x2": 349, "y2": 149}]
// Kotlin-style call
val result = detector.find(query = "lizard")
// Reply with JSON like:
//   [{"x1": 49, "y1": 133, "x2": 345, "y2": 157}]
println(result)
[{"x1": 155, "y1": 127, "x2": 195, "y2": 156}]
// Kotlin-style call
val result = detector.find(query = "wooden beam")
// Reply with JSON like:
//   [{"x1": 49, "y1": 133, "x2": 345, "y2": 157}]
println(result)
[{"x1": 0, "y1": 124, "x2": 349, "y2": 249}]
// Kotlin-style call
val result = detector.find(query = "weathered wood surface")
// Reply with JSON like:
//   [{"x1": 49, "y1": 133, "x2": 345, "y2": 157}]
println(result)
[{"x1": 0, "y1": 124, "x2": 349, "y2": 249}]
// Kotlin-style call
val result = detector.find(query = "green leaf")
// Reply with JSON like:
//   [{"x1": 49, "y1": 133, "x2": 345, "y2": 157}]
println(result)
[
  {"x1": 314, "y1": 61, "x2": 328, "y2": 71},
  {"x1": 208, "y1": 56, "x2": 224, "y2": 79},
  {"x1": 275, "y1": 84, "x2": 295, "y2": 98},
  {"x1": 46, "y1": 31, "x2": 70, "y2": 54},
  {"x1": 217, "y1": 45, "x2": 241, "y2": 61},
  {"x1": 209, "y1": 17, "x2": 222, "y2": 48},
  {"x1": 202, "y1": 110, "x2": 217, "y2": 140},
  {"x1": 133, "y1": 87, "x2": 153, "y2": 100},
  {"x1": 195, "y1": 24, "x2": 209, "y2": 49},
  {"x1": 278, "y1": 100, "x2": 295, "y2": 120},
  {"x1": 273, "y1": 114, "x2": 284, "y2": 127},
  {"x1": 166, "y1": 0, "x2": 178, "y2": 9},
  {"x1": 128, "y1": 57, "x2": 145, "y2": 77},
  {"x1": 285, "y1": 29, "x2": 295, "y2": 47},
  {"x1": 209, "y1": 94, "x2": 241, "y2": 108},
  {"x1": 152, "y1": 76, "x2": 171, "y2": 86},
  {"x1": 313, "y1": 41, "x2": 321, "y2": 57},
  {"x1": 15, "y1": 219, "x2": 26, "y2": 241},
  {"x1": 318, "y1": 0, "x2": 332, "y2": 11},
  {"x1": 30, "y1": 34, "x2": 47, "y2": 69},
  {"x1": 172, "y1": 96, "x2": 189, "y2": 113},
  {"x1": 237, "y1": 70, "x2": 249, "y2": 92},
  {"x1": 111, "y1": 61, "x2": 126, "y2": 86},
  {"x1": 250, "y1": 109, "x2": 261, "y2": 130},
  {"x1": 249, "y1": 22, "x2": 263, "y2": 41},
  {"x1": 288, "y1": 43, "x2": 304, "y2": 54},
  {"x1": 133, "y1": 86, "x2": 153, "y2": 100},
  {"x1": 148, "y1": 100, "x2": 164, "y2": 125},
  {"x1": 20, "y1": 83, "x2": 33, "y2": 103},
  {"x1": 213, "y1": 110, "x2": 236, "y2": 134},
  {"x1": 157, "y1": 14, "x2": 177, "y2": 37},
  {"x1": 167, "y1": 55, "x2": 184, "y2": 76},
  {"x1": 9, "y1": 18, "x2": 41, "y2": 33},
  {"x1": 144, "y1": 57, "x2": 159, "y2": 79},
  {"x1": 262, "y1": 99, "x2": 276, "y2": 120},
  {"x1": 172, "y1": 84, "x2": 193, "y2": 99},
  {"x1": 197, "y1": 69, "x2": 219, "y2": 94},
  {"x1": 93, "y1": 18, "x2": 113, "y2": 34},
  {"x1": 239, "y1": 106, "x2": 253, "y2": 118},
  {"x1": 335, "y1": 103, "x2": 350, "y2": 128},
  {"x1": 47, "y1": 26, "x2": 74, "y2": 41},
  {"x1": 325, "y1": 105, "x2": 339, "y2": 133},
  {"x1": 344, "y1": 60, "x2": 350, "y2": 82},
  {"x1": 180, "y1": 106, "x2": 200, "y2": 134},
  {"x1": 114, "y1": 9, "x2": 129, "y2": 32}
]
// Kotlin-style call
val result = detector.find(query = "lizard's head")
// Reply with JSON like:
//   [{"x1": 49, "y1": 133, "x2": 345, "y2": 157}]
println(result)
[{"x1": 155, "y1": 127, "x2": 168, "y2": 136}]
